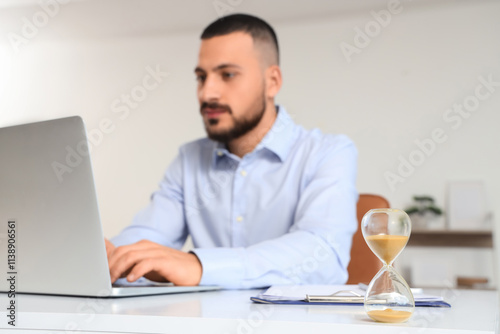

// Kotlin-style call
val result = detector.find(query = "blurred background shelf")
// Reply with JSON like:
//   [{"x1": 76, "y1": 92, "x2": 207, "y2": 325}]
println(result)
[{"x1": 408, "y1": 230, "x2": 493, "y2": 248}]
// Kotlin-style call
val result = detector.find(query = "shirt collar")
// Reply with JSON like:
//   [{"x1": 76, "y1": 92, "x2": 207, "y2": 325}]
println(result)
[
  {"x1": 256, "y1": 105, "x2": 296, "y2": 162},
  {"x1": 211, "y1": 105, "x2": 296, "y2": 165}
]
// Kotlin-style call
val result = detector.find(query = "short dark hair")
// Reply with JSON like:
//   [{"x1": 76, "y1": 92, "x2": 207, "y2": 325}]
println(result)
[{"x1": 201, "y1": 13, "x2": 279, "y2": 65}]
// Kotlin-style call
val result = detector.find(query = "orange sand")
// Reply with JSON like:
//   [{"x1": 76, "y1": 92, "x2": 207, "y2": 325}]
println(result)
[
  {"x1": 365, "y1": 235, "x2": 409, "y2": 264},
  {"x1": 367, "y1": 308, "x2": 412, "y2": 323}
]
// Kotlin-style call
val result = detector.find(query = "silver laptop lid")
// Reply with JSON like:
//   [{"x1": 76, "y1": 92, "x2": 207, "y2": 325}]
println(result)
[{"x1": 0, "y1": 116, "x2": 113, "y2": 296}]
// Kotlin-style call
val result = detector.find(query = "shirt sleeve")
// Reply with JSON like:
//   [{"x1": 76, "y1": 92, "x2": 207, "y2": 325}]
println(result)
[
  {"x1": 110, "y1": 151, "x2": 188, "y2": 249},
  {"x1": 192, "y1": 136, "x2": 358, "y2": 289}
]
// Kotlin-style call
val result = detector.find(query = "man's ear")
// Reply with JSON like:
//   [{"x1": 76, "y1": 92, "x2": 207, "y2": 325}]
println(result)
[{"x1": 265, "y1": 65, "x2": 282, "y2": 99}]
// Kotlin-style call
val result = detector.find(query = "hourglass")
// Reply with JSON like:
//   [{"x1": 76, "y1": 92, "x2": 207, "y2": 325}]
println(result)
[{"x1": 361, "y1": 208, "x2": 414, "y2": 323}]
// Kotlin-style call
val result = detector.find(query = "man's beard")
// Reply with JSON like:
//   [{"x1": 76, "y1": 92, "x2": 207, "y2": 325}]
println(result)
[{"x1": 201, "y1": 92, "x2": 267, "y2": 143}]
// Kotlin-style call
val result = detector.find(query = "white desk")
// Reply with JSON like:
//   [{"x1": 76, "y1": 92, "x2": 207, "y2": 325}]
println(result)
[{"x1": 0, "y1": 288, "x2": 498, "y2": 333}]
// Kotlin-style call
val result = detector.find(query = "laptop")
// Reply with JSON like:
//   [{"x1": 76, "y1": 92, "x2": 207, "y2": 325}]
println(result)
[{"x1": 0, "y1": 116, "x2": 219, "y2": 297}]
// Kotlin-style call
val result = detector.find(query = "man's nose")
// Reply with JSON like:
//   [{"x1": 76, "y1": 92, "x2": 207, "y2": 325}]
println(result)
[{"x1": 198, "y1": 75, "x2": 221, "y2": 102}]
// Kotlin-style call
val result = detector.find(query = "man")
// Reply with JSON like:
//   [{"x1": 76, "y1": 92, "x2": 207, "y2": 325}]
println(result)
[{"x1": 107, "y1": 14, "x2": 358, "y2": 289}]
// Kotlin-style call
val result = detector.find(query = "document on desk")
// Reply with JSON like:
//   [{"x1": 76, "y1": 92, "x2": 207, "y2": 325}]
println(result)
[{"x1": 250, "y1": 285, "x2": 451, "y2": 307}]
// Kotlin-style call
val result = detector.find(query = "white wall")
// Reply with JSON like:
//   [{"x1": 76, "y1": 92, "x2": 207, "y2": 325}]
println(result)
[
  {"x1": 276, "y1": 1, "x2": 500, "y2": 288},
  {"x1": 1, "y1": 0, "x2": 499, "y2": 287}
]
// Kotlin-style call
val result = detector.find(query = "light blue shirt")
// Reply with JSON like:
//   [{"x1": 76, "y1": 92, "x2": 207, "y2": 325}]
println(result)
[{"x1": 112, "y1": 105, "x2": 358, "y2": 289}]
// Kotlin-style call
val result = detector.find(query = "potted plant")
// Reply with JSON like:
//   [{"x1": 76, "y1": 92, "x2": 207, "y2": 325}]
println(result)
[{"x1": 405, "y1": 195, "x2": 444, "y2": 230}]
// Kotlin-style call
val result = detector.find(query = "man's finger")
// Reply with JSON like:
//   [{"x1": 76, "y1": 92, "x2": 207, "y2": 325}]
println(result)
[
  {"x1": 104, "y1": 238, "x2": 115, "y2": 258},
  {"x1": 107, "y1": 240, "x2": 159, "y2": 269},
  {"x1": 126, "y1": 258, "x2": 158, "y2": 282},
  {"x1": 109, "y1": 248, "x2": 165, "y2": 283}
]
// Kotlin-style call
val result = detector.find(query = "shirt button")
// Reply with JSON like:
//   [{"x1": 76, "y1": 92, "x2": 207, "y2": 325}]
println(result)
[
  {"x1": 217, "y1": 151, "x2": 223, "y2": 156},
  {"x1": 240, "y1": 170, "x2": 247, "y2": 177},
  {"x1": 236, "y1": 216, "x2": 244, "y2": 222}
]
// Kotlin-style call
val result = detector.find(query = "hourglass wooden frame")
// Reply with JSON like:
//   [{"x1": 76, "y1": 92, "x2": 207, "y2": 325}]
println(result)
[{"x1": 361, "y1": 208, "x2": 415, "y2": 323}]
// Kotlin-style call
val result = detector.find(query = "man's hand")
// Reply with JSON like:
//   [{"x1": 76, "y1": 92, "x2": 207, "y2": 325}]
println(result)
[
  {"x1": 105, "y1": 239, "x2": 202, "y2": 286},
  {"x1": 104, "y1": 238, "x2": 115, "y2": 259}
]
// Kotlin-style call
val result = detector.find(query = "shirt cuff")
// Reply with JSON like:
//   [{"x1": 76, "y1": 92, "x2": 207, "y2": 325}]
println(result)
[{"x1": 191, "y1": 247, "x2": 245, "y2": 288}]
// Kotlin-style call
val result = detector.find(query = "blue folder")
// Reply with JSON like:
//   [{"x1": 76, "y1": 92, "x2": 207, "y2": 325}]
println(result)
[{"x1": 250, "y1": 296, "x2": 451, "y2": 308}]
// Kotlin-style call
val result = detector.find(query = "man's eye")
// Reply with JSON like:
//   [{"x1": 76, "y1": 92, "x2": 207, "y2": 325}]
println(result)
[
  {"x1": 222, "y1": 72, "x2": 235, "y2": 79},
  {"x1": 196, "y1": 75, "x2": 206, "y2": 83}
]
